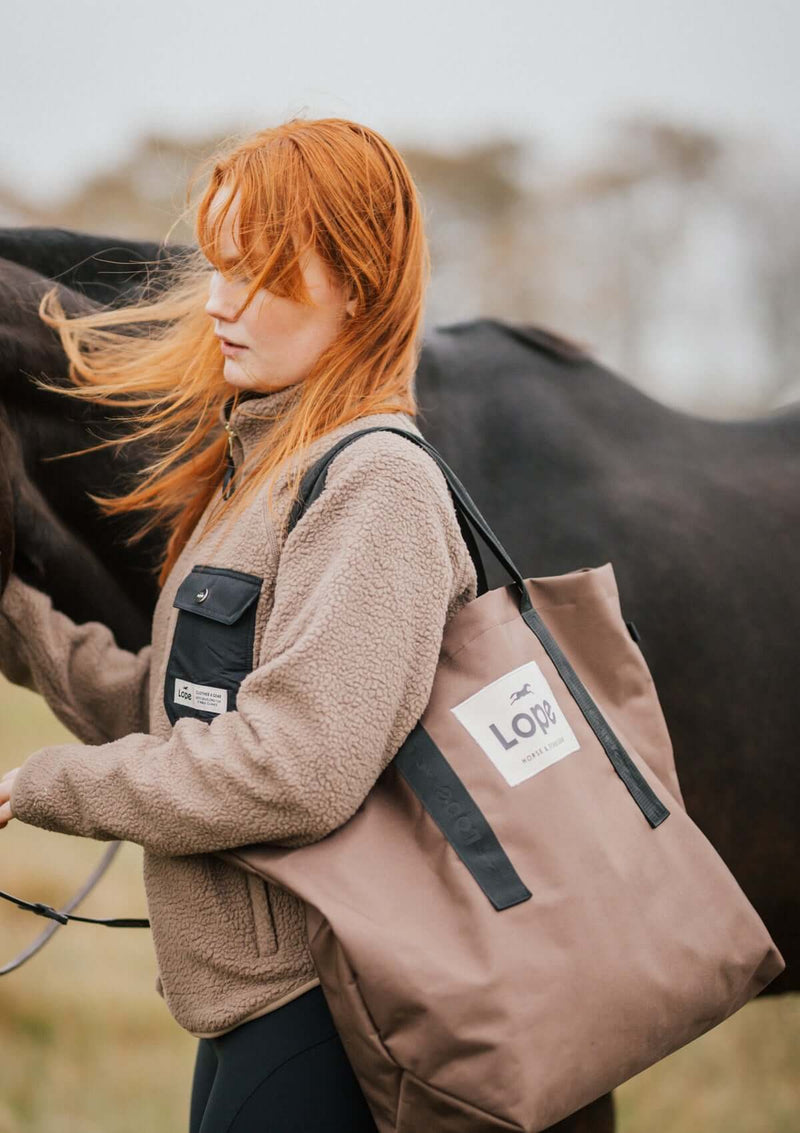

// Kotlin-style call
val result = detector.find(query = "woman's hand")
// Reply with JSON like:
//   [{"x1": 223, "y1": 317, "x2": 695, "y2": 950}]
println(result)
[{"x1": 0, "y1": 768, "x2": 20, "y2": 828}]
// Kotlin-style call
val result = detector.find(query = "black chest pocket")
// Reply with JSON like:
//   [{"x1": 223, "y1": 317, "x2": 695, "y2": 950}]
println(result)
[{"x1": 164, "y1": 565, "x2": 263, "y2": 727}]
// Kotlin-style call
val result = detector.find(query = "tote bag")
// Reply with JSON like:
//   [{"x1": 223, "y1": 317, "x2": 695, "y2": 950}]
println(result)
[{"x1": 217, "y1": 426, "x2": 784, "y2": 1133}]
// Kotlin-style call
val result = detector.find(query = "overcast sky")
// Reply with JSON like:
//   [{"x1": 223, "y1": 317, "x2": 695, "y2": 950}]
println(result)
[{"x1": 2, "y1": 0, "x2": 798, "y2": 207}]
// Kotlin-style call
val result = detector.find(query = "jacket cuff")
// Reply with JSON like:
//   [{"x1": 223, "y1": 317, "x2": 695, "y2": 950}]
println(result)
[{"x1": 9, "y1": 744, "x2": 83, "y2": 835}]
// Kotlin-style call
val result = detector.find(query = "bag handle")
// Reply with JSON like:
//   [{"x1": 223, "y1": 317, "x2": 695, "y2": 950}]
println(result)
[
  {"x1": 287, "y1": 426, "x2": 531, "y2": 612},
  {"x1": 287, "y1": 426, "x2": 670, "y2": 830}
]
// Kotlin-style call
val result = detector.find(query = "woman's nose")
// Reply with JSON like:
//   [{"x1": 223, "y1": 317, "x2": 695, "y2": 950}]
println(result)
[{"x1": 205, "y1": 275, "x2": 240, "y2": 321}]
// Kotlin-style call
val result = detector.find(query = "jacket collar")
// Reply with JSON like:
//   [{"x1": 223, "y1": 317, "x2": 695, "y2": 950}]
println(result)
[
  {"x1": 217, "y1": 382, "x2": 303, "y2": 460},
  {"x1": 216, "y1": 382, "x2": 421, "y2": 499}
]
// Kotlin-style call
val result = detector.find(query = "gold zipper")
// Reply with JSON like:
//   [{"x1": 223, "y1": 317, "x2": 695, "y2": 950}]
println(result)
[{"x1": 222, "y1": 418, "x2": 240, "y2": 499}]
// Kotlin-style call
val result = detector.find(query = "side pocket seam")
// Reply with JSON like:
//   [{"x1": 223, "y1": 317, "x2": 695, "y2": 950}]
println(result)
[{"x1": 246, "y1": 873, "x2": 279, "y2": 956}]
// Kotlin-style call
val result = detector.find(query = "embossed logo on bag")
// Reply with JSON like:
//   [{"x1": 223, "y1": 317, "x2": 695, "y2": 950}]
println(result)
[
  {"x1": 450, "y1": 660, "x2": 580, "y2": 786},
  {"x1": 173, "y1": 678, "x2": 228, "y2": 714}
]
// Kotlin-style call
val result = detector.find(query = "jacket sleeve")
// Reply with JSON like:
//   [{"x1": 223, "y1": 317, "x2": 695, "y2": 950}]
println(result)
[
  {"x1": 9, "y1": 434, "x2": 476, "y2": 857},
  {"x1": 0, "y1": 573, "x2": 152, "y2": 744}
]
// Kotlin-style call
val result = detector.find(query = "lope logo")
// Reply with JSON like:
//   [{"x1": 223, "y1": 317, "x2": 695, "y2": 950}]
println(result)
[
  {"x1": 451, "y1": 660, "x2": 580, "y2": 787},
  {"x1": 173, "y1": 678, "x2": 228, "y2": 715}
]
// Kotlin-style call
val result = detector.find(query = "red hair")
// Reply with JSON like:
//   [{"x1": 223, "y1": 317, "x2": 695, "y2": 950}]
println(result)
[{"x1": 33, "y1": 116, "x2": 431, "y2": 585}]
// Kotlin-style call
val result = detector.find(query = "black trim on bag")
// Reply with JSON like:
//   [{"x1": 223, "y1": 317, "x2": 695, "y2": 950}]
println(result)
[
  {"x1": 395, "y1": 724, "x2": 533, "y2": 911},
  {"x1": 286, "y1": 427, "x2": 670, "y2": 831}
]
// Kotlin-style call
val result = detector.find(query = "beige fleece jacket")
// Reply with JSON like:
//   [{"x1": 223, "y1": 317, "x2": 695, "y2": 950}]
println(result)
[{"x1": 0, "y1": 382, "x2": 478, "y2": 1037}]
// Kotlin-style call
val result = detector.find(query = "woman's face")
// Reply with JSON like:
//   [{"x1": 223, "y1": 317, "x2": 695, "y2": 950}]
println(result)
[{"x1": 204, "y1": 184, "x2": 355, "y2": 394}]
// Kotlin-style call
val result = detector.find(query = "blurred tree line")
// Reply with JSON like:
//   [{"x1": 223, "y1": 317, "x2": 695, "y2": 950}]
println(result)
[{"x1": 0, "y1": 113, "x2": 797, "y2": 419}]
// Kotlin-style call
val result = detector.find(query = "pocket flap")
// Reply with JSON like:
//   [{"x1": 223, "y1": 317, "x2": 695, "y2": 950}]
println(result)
[{"x1": 173, "y1": 565, "x2": 262, "y2": 624}]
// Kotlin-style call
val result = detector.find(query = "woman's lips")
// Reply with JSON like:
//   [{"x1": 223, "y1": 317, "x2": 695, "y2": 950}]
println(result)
[{"x1": 220, "y1": 339, "x2": 248, "y2": 355}]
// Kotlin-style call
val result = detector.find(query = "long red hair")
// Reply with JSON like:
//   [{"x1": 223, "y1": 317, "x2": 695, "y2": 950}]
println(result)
[{"x1": 33, "y1": 117, "x2": 430, "y2": 586}]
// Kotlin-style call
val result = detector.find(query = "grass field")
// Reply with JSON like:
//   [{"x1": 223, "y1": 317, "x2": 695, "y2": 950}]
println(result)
[{"x1": 1, "y1": 675, "x2": 797, "y2": 1133}]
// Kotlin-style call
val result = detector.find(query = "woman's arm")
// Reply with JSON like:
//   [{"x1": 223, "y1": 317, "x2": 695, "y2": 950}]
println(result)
[
  {"x1": 8, "y1": 433, "x2": 476, "y2": 856},
  {"x1": 0, "y1": 574, "x2": 152, "y2": 744}
]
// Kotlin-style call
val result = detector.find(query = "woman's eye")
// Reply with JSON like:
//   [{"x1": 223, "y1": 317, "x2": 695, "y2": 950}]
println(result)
[{"x1": 210, "y1": 264, "x2": 250, "y2": 284}]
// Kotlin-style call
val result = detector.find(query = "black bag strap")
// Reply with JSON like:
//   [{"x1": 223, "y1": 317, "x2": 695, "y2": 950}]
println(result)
[
  {"x1": 287, "y1": 427, "x2": 524, "y2": 605},
  {"x1": 286, "y1": 426, "x2": 670, "y2": 829}
]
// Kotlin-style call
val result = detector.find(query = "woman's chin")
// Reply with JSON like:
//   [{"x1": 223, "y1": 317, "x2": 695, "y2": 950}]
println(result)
[{"x1": 222, "y1": 360, "x2": 257, "y2": 387}]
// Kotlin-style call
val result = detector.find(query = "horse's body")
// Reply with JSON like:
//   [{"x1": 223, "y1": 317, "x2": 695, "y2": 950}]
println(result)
[
  {"x1": 0, "y1": 254, "x2": 162, "y2": 644},
  {"x1": 1, "y1": 228, "x2": 797, "y2": 1133},
  {"x1": 415, "y1": 317, "x2": 799, "y2": 1003}
]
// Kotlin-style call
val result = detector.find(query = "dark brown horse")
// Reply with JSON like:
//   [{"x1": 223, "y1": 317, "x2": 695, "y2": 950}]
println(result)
[{"x1": 2, "y1": 228, "x2": 797, "y2": 1133}]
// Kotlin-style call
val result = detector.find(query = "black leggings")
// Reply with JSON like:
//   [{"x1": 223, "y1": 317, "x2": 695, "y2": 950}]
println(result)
[{"x1": 188, "y1": 983, "x2": 380, "y2": 1133}]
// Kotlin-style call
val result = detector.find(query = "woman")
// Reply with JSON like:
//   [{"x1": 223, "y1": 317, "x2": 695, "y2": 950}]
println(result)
[{"x1": 0, "y1": 117, "x2": 478, "y2": 1131}]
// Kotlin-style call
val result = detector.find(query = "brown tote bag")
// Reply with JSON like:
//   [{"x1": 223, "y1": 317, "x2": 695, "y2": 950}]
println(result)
[{"x1": 217, "y1": 427, "x2": 785, "y2": 1133}]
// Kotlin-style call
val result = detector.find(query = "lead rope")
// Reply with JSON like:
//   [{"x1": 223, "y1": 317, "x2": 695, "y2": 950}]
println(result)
[
  {"x1": 0, "y1": 390, "x2": 249, "y2": 974},
  {"x1": 0, "y1": 843, "x2": 150, "y2": 977}
]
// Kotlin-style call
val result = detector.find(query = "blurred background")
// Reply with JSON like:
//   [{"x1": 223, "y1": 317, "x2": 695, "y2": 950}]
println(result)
[{"x1": 1, "y1": 1, "x2": 798, "y2": 1130}]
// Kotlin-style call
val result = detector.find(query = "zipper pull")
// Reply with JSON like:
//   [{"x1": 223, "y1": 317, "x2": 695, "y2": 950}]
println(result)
[{"x1": 222, "y1": 422, "x2": 238, "y2": 499}]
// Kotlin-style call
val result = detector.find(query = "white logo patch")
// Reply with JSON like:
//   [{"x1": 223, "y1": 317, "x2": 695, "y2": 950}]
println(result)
[
  {"x1": 450, "y1": 660, "x2": 580, "y2": 787},
  {"x1": 173, "y1": 678, "x2": 228, "y2": 715}
]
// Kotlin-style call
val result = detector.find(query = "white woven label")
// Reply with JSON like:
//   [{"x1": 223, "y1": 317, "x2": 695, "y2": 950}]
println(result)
[
  {"x1": 450, "y1": 660, "x2": 580, "y2": 787},
  {"x1": 173, "y1": 678, "x2": 228, "y2": 715}
]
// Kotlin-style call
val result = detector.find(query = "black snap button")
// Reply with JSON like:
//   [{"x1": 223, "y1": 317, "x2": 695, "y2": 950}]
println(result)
[{"x1": 195, "y1": 587, "x2": 209, "y2": 603}]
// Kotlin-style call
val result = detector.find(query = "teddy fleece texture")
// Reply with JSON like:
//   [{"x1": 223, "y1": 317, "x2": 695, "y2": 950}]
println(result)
[{"x1": 0, "y1": 381, "x2": 478, "y2": 1037}]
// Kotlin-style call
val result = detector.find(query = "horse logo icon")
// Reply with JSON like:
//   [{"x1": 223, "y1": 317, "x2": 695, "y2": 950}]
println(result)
[{"x1": 509, "y1": 683, "x2": 533, "y2": 704}]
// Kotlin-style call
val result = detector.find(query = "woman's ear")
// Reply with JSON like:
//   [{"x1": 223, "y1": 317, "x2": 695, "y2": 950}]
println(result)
[{"x1": 344, "y1": 283, "x2": 357, "y2": 318}]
